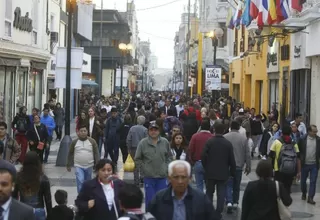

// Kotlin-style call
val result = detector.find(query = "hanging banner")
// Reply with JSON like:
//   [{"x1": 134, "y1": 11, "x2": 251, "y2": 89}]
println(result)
[{"x1": 205, "y1": 66, "x2": 222, "y2": 90}]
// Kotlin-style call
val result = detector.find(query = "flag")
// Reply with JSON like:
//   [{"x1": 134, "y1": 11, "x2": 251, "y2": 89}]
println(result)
[
  {"x1": 250, "y1": 0, "x2": 261, "y2": 19},
  {"x1": 291, "y1": 0, "x2": 302, "y2": 12},
  {"x1": 233, "y1": 2, "x2": 243, "y2": 29},
  {"x1": 242, "y1": 0, "x2": 252, "y2": 26},
  {"x1": 268, "y1": 0, "x2": 277, "y2": 24},
  {"x1": 226, "y1": 7, "x2": 235, "y2": 29},
  {"x1": 277, "y1": 0, "x2": 290, "y2": 22},
  {"x1": 257, "y1": 0, "x2": 268, "y2": 27}
]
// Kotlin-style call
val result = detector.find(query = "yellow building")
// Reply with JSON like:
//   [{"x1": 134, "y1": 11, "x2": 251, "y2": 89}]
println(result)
[{"x1": 229, "y1": 25, "x2": 291, "y2": 118}]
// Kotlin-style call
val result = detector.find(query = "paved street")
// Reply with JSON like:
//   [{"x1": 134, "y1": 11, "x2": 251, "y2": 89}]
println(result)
[{"x1": 20, "y1": 124, "x2": 320, "y2": 219}]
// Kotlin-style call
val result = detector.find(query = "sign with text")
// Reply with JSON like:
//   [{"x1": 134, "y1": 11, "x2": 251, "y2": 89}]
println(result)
[{"x1": 205, "y1": 66, "x2": 221, "y2": 90}]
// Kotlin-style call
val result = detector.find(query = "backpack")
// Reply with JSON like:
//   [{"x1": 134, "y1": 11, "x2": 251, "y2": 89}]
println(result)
[
  {"x1": 16, "y1": 117, "x2": 28, "y2": 132},
  {"x1": 277, "y1": 138, "x2": 297, "y2": 175},
  {"x1": 119, "y1": 212, "x2": 156, "y2": 220}
]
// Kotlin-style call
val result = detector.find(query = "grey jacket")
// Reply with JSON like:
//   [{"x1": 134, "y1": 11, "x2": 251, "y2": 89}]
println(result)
[
  {"x1": 224, "y1": 130, "x2": 251, "y2": 171},
  {"x1": 126, "y1": 125, "x2": 148, "y2": 148},
  {"x1": 9, "y1": 199, "x2": 36, "y2": 220},
  {"x1": 135, "y1": 136, "x2": 173, "y2": 178}
]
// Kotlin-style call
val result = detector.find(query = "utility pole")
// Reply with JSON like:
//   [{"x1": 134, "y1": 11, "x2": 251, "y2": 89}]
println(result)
[
  {"x1": 98, "y1": 0, "x2": 103, "y2": 96},
  {"x1": 185, "y1": 0, "x2": 191, "y2": 95}
]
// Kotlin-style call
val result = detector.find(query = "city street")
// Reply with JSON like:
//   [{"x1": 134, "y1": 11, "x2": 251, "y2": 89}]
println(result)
[{"x1": 19, "y1": 123, "x2": 320, "y2": 220}]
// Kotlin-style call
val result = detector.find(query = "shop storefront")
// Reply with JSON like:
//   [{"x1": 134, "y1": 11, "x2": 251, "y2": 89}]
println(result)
[{"x1": 267, "y1": 41, "x2": 280, "y2": 111}]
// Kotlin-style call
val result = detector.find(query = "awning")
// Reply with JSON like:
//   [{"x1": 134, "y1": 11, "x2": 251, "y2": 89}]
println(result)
[
  {"x1": 0, "y1": 57, "x2": 20, "y2": 66},
  {"x1": 30, "y1": 61, "x2": 47, "y2": 70},
  {"x1": 82, "y1": 79, "x2": 98, "y2": 86}
]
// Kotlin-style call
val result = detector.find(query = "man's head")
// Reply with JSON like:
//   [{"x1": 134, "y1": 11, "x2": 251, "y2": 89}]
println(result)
[
  {"x1": 78, "y1": 125, "x2": 88, "y2": 139},
  {"x1": 214, "y1": 122, "x2": 225, "y2": 135},
  {"x1": 0, "y1": 160, "x2": 17, "y2": 205},
  {"x1": 100, "y1": 108, "x2": 107, "y2": 118},
  {"x1": 55, "y1": 189, "x2": 68, "y2": 205},
  {"x1": 168, "y1": 160, "x2": 191, "y2": 195},
  {"x1": 42, "y1": 108, "x2": 50, "y2": 117},
  {"x1": 295, "y1": 113, "x2": 303, "y2": 123},
  {"x1": 238, "y1": 108, "x2": 244, "y2": 116},
  {"x1": 230, "y1": 120, "x2": 240, "y2": 131},
  {"x1": 307, "y1": 125, "x2": 318, "y2": 138},
  {"x1": 165, "y1": 99, "x2": 171, "y2": 107},
  {"x1": 118, "y1": 183, "x2": 143, "y2": 211},
  {"x1": 19, "y1": 106, "x2": 27, "y2": 115},
  {"x1": 148, "y1": 122, "x2": 160, "y2": 139},
  {"x1": 172, "y1": 125, "x2": 181, "y2": 137},
  {"x1": 137, "y1": 116, "x2": 146, "y2": 125},
  {"x1": 32, "y1": 108, "x2": 39, "y2": 116},
  {"x1": 0, "y1": 122, "x2": 7, "y2": 138},
  {"x1": 111, "y1": 107, "x2": 118, "y2": 118},
  {"x1": 33, "y1": 115, "x2": 41, "y2": 124},
  {"x1": 200, "y1": 119, "x2": 210, "y2": 131},
  {"x1": 88, "y1": 108, "x2": 95, "y2": 118},
  {"x1": 282, "y1": 125, "x2": 292, "y2": 136},
  {"x1": 250, "y1": 108, "x2": 256, "y2": 116}
]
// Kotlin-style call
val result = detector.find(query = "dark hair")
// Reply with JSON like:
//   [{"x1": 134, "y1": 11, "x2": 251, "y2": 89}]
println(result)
[
  {"x1": 32, "y1": 108, "x2": 39, "y2": 113},
  {"x1": 307, "y1": 124, "x2": 317, "y2": 132},
  {"x1": 167, "y1": 109, "x2": 174, "y2": 116},
  {"x1": 56, "y1": 102, "x2": 61, "y2": 107},
  {"x1": 124, "y1": 114, "x2": 132, "y2": 124},
  {"x1": 78, "y1": 125, "x2": 87, "y2": 130},
  {"x1": 214, "y1": 123, "x2": 225, "y2": 135},
  {"x1": 44, "y1": 103, "x2": 50, "y2": 109},
  {"x1": 100, "y1": 108, "x2": 107, "y2": 113},
  {"x1": 118, "y1": 183, "x2": 143, "y2": 209},
  {"x1": 200, "y1": 119, "x2": 211, "y2": 131},
  {"x1": 0, "y1": 122, "x2": 7, "y2": 129},
  {"x1": 295, "y1": 113, "x2": 302, "y2": 119},
  {"x1": 17, "y1": 151, "x2": 43, "y2": 195},
  {"x1": 230, "y1": 120, "x2": 240, "y2": 130},
  {"x1": 281, "y1": 124, "x2": 292, "y2": 136},
  {"x1": 55, "y1": 189, "x2": 68, "y2": 205},
  {"x1": 43, "y1": 108, "x2": 50, "y2": 112},
  {"x1": 95, "y1": 159, "x2": 116, "y2": 174},
  {"x1": 0, "y1": 141, "x2": 3, "y2": 155},
  {"x1": 256, "y1": 160, "x2": 273, "y2": 179},
  {"x1": 170, "y1": 132, "x2": 187, "y2": 151}
]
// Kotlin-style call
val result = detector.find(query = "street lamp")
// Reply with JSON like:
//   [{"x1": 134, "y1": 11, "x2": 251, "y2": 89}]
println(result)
[
  {"x1": 118, "y1": 43, "x2": 132, "y2": 100},
  {"x1": 206, "y1": 28, "x2": 224, "y2": 65}
]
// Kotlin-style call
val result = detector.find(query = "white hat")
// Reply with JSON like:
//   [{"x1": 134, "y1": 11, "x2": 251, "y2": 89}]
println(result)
[{"x1": 239, "y1": 108, "x2": 244, "y2": 113}]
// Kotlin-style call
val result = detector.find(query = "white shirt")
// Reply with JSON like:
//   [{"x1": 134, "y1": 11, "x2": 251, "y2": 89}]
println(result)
[
  {"x1": 89, "y1": 117, "x2": 95, "y2": 137},
  {"x1": 1, "y1": 197, "x2": 11, "y2": 220},
  {"x1": 101, "y1": 182, "x2": 114, "y2": 210}
]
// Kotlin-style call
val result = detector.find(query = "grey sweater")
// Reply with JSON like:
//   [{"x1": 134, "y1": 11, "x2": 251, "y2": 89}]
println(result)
[
  {"x1": 135, "y1": 136, "x2": 173, "y2": 178},
  {"x1": 126, "y1": 125, "x2": 148, "y2": 148},
  {"x1": 224, "y1": 130, "x2": 251, "y2": 171}
]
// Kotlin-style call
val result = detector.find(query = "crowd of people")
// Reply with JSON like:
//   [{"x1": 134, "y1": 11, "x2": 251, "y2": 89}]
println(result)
[{"x1": 0, "y1": 91, "x2": 318, "y2": 220}]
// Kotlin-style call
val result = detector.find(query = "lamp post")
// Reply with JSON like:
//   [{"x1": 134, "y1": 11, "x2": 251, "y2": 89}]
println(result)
[
  {"x1": 206, "y1": 28, "x2": 224, "y2": 65},
  {"x1": 118, "y1": 43, "x2": 132, "y2": 100}
]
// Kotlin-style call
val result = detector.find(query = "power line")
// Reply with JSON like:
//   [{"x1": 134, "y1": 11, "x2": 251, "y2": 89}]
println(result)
[{"x1": 136, "y1": 0, "x2": 183, "y2": 11}]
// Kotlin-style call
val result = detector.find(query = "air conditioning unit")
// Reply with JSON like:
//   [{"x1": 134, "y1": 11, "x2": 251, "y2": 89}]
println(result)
[{"x1": 50, "y1": 32, "x2": 59, "y2": 43}]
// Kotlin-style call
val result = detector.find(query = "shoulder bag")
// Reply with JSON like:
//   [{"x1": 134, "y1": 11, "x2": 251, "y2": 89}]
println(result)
[
  {"x1": 275, "y1": 181, "x2": 291, "y2": 220},
  {"x1": 34, "y1": 125, "x2": 45, "y2": 150}
]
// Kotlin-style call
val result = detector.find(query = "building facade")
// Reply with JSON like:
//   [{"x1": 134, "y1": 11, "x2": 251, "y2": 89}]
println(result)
[{"x1": 0, "y1": 0, "x2": 51, "y2": 129}]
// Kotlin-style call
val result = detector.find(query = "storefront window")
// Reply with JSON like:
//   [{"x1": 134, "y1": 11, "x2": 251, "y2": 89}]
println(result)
[
  {"x1": 16, "y1": 71, "x2": 26, "y2": 109},
  {"x1": 28, "y1": 70, "x2": 43, "y2": 111},
  {"x1": 269, "y1": 79, "x2": 279, "y2": 111},
  {"x1": 28, "y1": 72, "x2": 36, "y2": 112}
]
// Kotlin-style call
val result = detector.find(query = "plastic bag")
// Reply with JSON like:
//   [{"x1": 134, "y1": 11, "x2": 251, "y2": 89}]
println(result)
[{"x1": 124, "y1": 154, "x2": 135, "y2": 172}]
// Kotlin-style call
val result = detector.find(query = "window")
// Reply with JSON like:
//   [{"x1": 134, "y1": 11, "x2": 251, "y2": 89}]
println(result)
[
  {"x1": 269, "y1": 79, "x2": 279, "y2": 111},
  {"x1": 111, "y1": 40, "x2": 119, "y2": 47},
  {"x1": 32, "y1": 31, "x2": 38, "y2": 44},
  {"x1": 5, "y1": 21, "x2": 11, "y2": 37}
]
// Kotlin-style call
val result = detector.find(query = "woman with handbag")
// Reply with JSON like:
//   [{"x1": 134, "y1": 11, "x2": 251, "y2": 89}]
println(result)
[
  {"x1": 26, "y1": 115, "x2": 48, "y2": 163},
  {"x1": 241, "y1": 160, "x2": 292, "y2": 220}
]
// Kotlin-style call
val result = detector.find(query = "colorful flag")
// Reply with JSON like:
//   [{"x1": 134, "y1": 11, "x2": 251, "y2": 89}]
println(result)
[
  {"x1": 268, "y1": 0, "x2": 277, "y2": 24},
  {"x1": 226, "y1": 7, "x2": 235, "y2": 29},
  {"x1": 291, "y1": 0, "x2": 302, "y2": 12},
  {"x1": 257, "y1": 0, "x2": 268, "y2": 27},
  {"x1": 242, "y1": 0, "x2": 253, "y2": 26},
  {"x1": 250, "y1": 0, "x2": 261, "y2": 19},
  {"x1": 233, "y1": 2, "x2": 243, "y2": 29},
  {"x1": 277, "y1": 0, "x2": 290, "y2": 22}
]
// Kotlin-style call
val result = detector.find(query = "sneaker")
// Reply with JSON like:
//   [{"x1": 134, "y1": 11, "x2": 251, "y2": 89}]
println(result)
[
  {"x1": 307, "y1": 197, "x2": 316, "y2": 205},
  {"x1": 232, "y1": 203, "x2": 238, "y2": 209},
  {"x1": 227, "y1": 203, "x2": 233, "y2": 214}
]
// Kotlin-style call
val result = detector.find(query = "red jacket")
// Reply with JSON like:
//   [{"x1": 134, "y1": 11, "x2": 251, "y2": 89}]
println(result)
[
  {"x1": 189, "y1": 131, "x2": 213, "y2": 164},
  {"x1": 183, "y1": 107, "x2": 202, "y2": 122}
]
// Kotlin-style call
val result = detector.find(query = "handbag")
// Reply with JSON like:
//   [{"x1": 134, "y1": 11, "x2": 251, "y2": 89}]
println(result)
[
  {"x1": 275, "y1": 181, "x2": 292, "y2": 220},
  {"x1": 34, "y1": 125, "x2": 45, "y2": 150}
]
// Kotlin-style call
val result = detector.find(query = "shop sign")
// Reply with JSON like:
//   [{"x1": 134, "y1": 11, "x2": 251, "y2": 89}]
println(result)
[
  {"x1": 294, "y1": 45, "x2": 301, "y2": 58},
  {"x1": 13, "y1": 7, "x2": 33, "y2": 32},
  {"x1": 205, "y1": 66, "x2": 222, "y2": 90}
]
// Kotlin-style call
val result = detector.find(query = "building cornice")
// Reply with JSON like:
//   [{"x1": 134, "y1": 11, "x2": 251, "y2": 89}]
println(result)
[{"x1": 0, "y1": 40, "x2": 51, "y2": 61}]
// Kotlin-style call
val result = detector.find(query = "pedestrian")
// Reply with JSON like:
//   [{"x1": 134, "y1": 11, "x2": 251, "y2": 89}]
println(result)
[
  {"x1": 118, "y1": 114, "x2": 132, "y2": 163},
  {"x1": 67, "y1": 125, "x2": 99, "y2": 193},
  {"x1": 135, "y1": 121, "x2": 172, "y2": 208},
  {"x1": 47, "y1": 190, "x2": 74, "y2": 220},
  {"x1": 148, "y1": 160, "x2": 216, "y2": 220},
  {"x1": 40, "y1": 108, "x2": 56, "y2": 163},
  {"x1": 0, "y1": 122, "x2": 21, "y2": 164},
  {"x1": 201, "y1": 123, "x2": 236, "y2": 220},
  {"x1": 189, "y1": 119, "x2": 213, "y2": 191},
  {"x1": 170, "y1": 132, "x2": 187, "y2": 160},
  {"x1": 87, "y1": 107, "x2": 102, "y2": 148},
  {"x1": 223, "y1": 120, "x2": 251, "y2": 213},
  {"x1": 53, "y1": 102, "x2": 65, "y2": 141},
  {"x1": 126, "y1": 115, "x2": 148, "y2": 186},
  {"x1": 0, "y1": 159, "x2": 35, "y2": 219},
  {"x1": 13, "y1": 151, "x2": 52, "y2": 219},
  {"x1": 298, "y1": 125, "x2": 320, "y2": 205},
  {"x1": 241, "y1": 160, "x2": 292, "y2": 220},
  {"x1": 75, "y1": 159, "x2": 124, "y2": 220}
]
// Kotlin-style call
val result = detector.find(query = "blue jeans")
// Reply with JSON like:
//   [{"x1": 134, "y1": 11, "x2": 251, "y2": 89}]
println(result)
[
  {"x1": 75, "y1": 166, "x2": 93, "y2": 193},
  {"x1": 144, "y1": 177, "x2": 167, "y2": 209},
  {"x1": 226, "y1": 167, "x2": 243, "y2": 204},
  {"x1": 34, "y1": 208, "x2": 46, "y2": 220},
  {"x1": 301, "y1": 164, "x2": 318, "y2": 198},
  {"x1": 194, "y1": 161, "x2": 205, "y2": 192}
]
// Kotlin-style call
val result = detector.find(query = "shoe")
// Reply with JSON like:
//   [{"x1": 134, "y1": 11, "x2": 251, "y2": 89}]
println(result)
[
  {"x1": 302, "y1": 194, "x2": 306, "y2": 200},
  {"x1": 227, "y1": 203, "x2": 233, "y2": 214},
  {"x1": 307, "y1": 197, "x2": 316, "y2": 205},
  {"x1": 232, "y1": 203, "x2": 238, "y2": 209}
]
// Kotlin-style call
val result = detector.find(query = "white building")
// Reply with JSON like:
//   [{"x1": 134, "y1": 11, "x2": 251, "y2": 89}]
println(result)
[
  {"x1": 282, "y1": 0, "x2": 320, "y2": 128},
  {"x1": 0, "y1": 0, "x2": 51, "y2": 129}
]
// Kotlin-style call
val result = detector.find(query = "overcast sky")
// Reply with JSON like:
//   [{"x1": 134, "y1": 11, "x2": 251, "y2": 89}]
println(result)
[{"x1": 92, "y1": 0, "x2": 187, "y2": 68}]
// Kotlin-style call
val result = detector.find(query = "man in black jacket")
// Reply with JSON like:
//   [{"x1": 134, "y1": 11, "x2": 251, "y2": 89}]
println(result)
[{"x1": 202, "y1": 123, "x2": 236, "y2": 220}]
